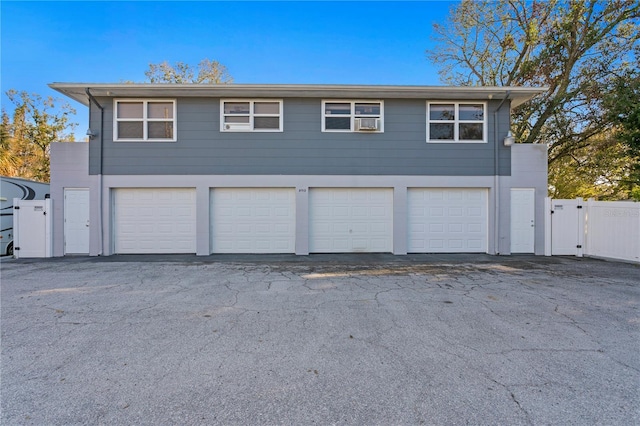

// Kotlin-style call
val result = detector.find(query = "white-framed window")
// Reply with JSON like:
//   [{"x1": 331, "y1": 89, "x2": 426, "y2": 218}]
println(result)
[
  {"x1": 220, "y1": 99, "x2": 283, "y2": 132},
  {"x1": 322, "y1": 100, "x2": 384, "y2": 132},
  {"x1": 427, "y1": 102, "x2": 487, "y2": 143},
  {"x1": 114, "y1": 99, "x2": 176, "y2": 142}
]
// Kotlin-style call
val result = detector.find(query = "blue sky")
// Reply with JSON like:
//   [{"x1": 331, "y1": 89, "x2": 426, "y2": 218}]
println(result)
[{"x1": 1, "y1": 1, "x2": 455, "y2": 135}]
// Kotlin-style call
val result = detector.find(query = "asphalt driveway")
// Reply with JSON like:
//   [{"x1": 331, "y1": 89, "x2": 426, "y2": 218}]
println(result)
[{"x1": 1, "y1": 254, "x2": 639, "y2": 425}]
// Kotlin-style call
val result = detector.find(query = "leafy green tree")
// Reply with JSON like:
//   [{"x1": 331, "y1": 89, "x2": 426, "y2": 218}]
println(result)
[
  {"x1": 427, "y1": 0, "x2": 640, "y2": 199},
  {"x1": 603, "y1": 67, "x2": 640, "y2": 198},
  {"x1": 144, "y1": 58, "x2": 233, "y2": 84},
  {"x1": 0, "y1": 91, "x2": 76, "y2": 182},
  {"x1": 548, "y1": 134, "x2": 636, "y2": 200},
  {"x1": 0, "y1": 110, "x2": 18, "y2": 175}
]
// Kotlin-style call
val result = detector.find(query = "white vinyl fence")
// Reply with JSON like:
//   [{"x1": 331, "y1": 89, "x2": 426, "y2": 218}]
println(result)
[{"x1": 545, "y1": 198, "x2": 640, "y2": 263}]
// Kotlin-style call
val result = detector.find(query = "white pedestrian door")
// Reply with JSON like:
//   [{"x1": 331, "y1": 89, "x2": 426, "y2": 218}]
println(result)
[
  {"x1": 551, "y1": 199, "x2": 581, "y2": 255},
  {"x1": 65, "y1": 188, "x2": 90, "y2": 254},
  {"x1": 510, "y1": 188, "x2": 535, "y2": 253}
]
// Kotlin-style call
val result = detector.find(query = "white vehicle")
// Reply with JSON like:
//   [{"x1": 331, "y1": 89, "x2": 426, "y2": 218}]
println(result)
[{"x1": 0, "y1": 177, "x2": 50, "y2": 256}]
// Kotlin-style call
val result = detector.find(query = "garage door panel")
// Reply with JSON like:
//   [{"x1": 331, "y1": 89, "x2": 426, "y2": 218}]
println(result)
[
  {"x1": 137, "y1": 192, "x2": 152, "y2": 201},
  {"x1": 120, "y1": 225, "x2": 136, "y2": 234},
  {"x1": 137, "y1": 207, "x2": 153, "y2": 217},
  {"x1": 236, "y1": 223, "x2": 251, "y2": 234},
  {"x1": 449, "y1": 223, "x2": 463, "y2": 233},
  {"x1": 352, "y1": 206, "x2": 369, "y2": 217},
  {"x1": 211, "y1": 188, "x2": 295, "y2": 253},
  {"x1": 411, "y1": 243, "x2": 426, "y2": 251},
  {"x1": 237, "y1": 207, "x2": 252, "y2": 217},
  {"x1": 315, "y1": 206, "x2": 331, "y2": 217},
  {"x1": 312, "y1": 239, "x2": 330, "y2": 252},
  {"x1": 371, "y1": 239, "x2": 389, "y2": 250},
  {"x1": 252, "y1": 224, "x2": 266, "y2": 233},
  {"x1": 468, "y1": 191, "x2": 483, "y2": 201},
  {"x1": 273, "y1": 240, "x2": 290, "y2": 250},
  {"x1": 430, "y1": 224, "x2": 442, "y2": 232},
  {"x1": 334, "y1": 239, "x2": 350, "y2": 251},
  {"x1": 468, "y1": 223, "x2": 482, "y2": 233},
  {"x1": 449, "y1": 240, "x2": 463, "y2": 249},
  {"x1": 309, "y1": 188, "x2": 393, "y2": 253},
  {"x1": 352, "y1": 239, "x2": 369, "y2": 250},
  {"x1": 255, "y1": 208, "x2": 270, "y2": 217},
  {"x1": 468, "y1": 207, "x2": 482, "y2": 216},
  {"x1": 314, "y1": 223, "x2": 331, "y2": 233},
  {"x1": 218, "y1": 207, "x2": 233, "y2": 217},
  {"x1": 276, "y1": 223, "x2": 292, "y2": 233},
  {"x1": 114, "y1": 188, "x2": 197, "y2": 254},
  {"x1": 429, "y1": 191, "x2": 444, "y2": 200},
  {"x1": 468, "y1": 239, "x2": 483, "y2": 249},
  {"x1": 410, "y1": 207, "x2": 424, "y2": 217},
  {"x1": 430, "y1": 240, "x2": 444, "y2": 249},
  {"x1": 408, "y1": 188, "x2": 488, "y2": 253}
]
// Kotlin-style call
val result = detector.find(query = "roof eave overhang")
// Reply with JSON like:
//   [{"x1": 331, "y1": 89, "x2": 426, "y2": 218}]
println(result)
[{"x1": 49, "y1": 83, "x2": 547, "y2": 108}]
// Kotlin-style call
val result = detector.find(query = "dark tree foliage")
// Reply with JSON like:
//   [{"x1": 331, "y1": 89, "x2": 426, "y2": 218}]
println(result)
[
  {"x1": 427, "y1": 0, "x2": 640, "y2": 199},
  {"x1": 144, "y1": 59, "x2": 233, "y2": 84},
  {"x1": 0, "y1": 91, "x2": 76, "y2": 182}
]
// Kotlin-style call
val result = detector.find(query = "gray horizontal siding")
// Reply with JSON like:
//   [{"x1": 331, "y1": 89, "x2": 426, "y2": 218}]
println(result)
[{"x1": 90, "y1": 97, "x2": 512, "y2": 176}]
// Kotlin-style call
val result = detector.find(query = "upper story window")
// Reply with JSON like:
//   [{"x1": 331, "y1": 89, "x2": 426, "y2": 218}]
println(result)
[
  {"x1": 427, "y1": 102, "x2": 486, "y2": 143},
  {"x1": 322, "y1": 100, "x2": 384, "y2": 132},
  {"x1": 221, "y1": 100, "x2": 283, "y2": 132},
  {"x1": 114, "y1": 100, "x2": 176, "y2": 142}
]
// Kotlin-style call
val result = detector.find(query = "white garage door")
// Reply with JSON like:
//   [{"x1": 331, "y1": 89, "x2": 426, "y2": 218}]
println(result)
[
  {"x1": 211, "y1": 188, "x2": 295, "y2": 253},
  {"x1": 309, "y1": 188, "x2": 393, "y2": 253},
  {"x1": 408, "y1": 188, "x2": 488, "y2": 253},
  {"x1": 114, "y1": 188, "x2": 196, "y2": 254}
]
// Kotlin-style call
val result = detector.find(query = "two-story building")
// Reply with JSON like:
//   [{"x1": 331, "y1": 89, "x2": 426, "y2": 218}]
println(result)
[{"x1": 49, "y1": 83, "x2": 547, "y2": 257}]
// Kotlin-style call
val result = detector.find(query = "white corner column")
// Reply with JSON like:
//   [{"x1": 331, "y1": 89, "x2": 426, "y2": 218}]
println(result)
[
  {"x1": 196, "y1": 185, "x2": 210, "y2": 256},
  {"x1": 498, "y1": 176, "x2": 512, "y2": 255},
  {"x1": 295, "y1": 186, "x2": 309, "y2": 255},
  {"x1": 393, "y1": 186, "x2": 407, "y2": 255}
]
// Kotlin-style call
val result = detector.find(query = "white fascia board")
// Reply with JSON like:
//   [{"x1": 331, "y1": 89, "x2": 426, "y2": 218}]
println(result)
[{"x1": 49, "y1": 83, "x2": 548, "y2": 107}]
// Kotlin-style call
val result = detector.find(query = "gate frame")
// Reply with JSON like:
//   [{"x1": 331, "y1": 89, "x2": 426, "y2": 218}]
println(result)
[
  {"x1": 545, "y1": 197, "x2": 639, "y2": 263},
  {"x1": 13, "y1": 198, "x2": 52, "y2": 259}
]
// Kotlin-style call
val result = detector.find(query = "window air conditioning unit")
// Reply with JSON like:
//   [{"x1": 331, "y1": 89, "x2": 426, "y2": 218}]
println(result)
[
  {"x1": 356, "y1": 117, "x2": 379, "y2": 131},
  {"x1": 224, "y1": 122, "x2": 251, "y2": 131}
]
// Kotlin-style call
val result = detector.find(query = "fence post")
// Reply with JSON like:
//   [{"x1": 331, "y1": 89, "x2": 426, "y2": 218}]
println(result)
[
  {"x1": 544, "y1": 197, "x2": 552, "y2": 256},
  {"x1": 577, "y1": 197, "x2": 584, "y2": 257},
  {"x1": 45, "y1": 198, "x2": 52, "y2": 258},
  {"x1": 584, "y1": 198, "x2": 596, "y2": 258},
  {"x1": 12, "y1": 198, "x2": 20, "y2": 259}
]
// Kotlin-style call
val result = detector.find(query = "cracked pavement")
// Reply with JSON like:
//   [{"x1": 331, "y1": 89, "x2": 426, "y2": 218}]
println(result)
[{"x1": 1, "y1": 254, "x2": 639, "y2": 425}]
